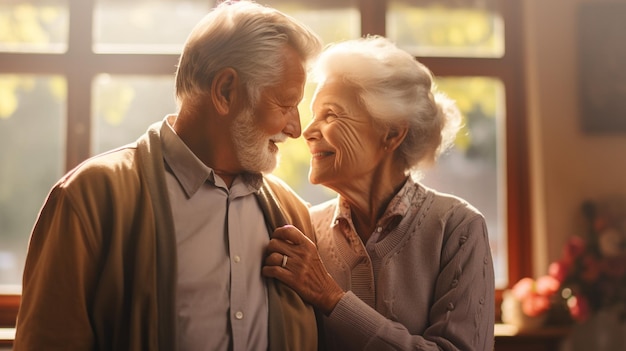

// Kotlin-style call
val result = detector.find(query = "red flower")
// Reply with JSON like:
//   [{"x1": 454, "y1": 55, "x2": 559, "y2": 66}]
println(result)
[
  {"x1": 511, "y1": 277, "x2": 535, "y2": 300},
  {"x1": 536, "y1": 275, "x2": 560, "y2": 296},
  {"x1": 548, "y1": 261, "x2": 569, "y2": 283},
  {"x1": 522, "y1": 294, "x2": 550, "y2": 317},
  {"x1": 566, "y1": 295, "x2": 590, "y2": 322},
  {"x1": 509, "y1": 276, "x2": 559, "y2": 317}
]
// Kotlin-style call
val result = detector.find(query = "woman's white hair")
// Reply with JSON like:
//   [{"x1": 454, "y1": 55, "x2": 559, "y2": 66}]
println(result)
[
  {"x1": 175, "y1": 0, "x2": 322, "y2": 105},
  {"x1": 311, "y1": 36, "x2": 463, "y2": 171}
]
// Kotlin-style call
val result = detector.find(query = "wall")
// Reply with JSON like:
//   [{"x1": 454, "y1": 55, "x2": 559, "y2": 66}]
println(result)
[{"x1": 523, "y1": 0, "x2": 626, "y2": 275}]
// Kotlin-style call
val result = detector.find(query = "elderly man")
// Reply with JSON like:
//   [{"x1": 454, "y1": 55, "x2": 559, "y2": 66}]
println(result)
[{"x1": 13, "y1": 1, "x2": 322, "y2": 350}]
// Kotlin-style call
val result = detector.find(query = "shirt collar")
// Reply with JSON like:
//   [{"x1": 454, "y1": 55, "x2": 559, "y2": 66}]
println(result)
[
  {"x1": 160, "y1": 115, "x2": 263, "y2": 198},
  {"x1": 332, "y1": 175, "x2": 422, "y2": 232}
]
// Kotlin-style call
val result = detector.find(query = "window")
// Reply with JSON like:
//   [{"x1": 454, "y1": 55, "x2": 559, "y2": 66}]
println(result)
[
  {"x1": 0, "y1": 0, "x2": 530, "y2": 328},
  {"x1": 0, "y1": 74, "x2": 65, "y2": 285},
  {"x1": 0, "y1": 0, "x2": 69, "y2": 53},
  {"x1": 92, "y1": 74, "x2": 178, "y2": 153},
  {"x1": 93, "y1": 0, "x2": 209, "y2": 54},
  {"x1": 387, "y1": 0, "x2": 504, "y2": 57}
]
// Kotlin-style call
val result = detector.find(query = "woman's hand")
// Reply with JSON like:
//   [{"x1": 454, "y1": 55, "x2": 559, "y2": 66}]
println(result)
[{"x1": 262, "y1": 225, "x2": 345, "y2": 315}]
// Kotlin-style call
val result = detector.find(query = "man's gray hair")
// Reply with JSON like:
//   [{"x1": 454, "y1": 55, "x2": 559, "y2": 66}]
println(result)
[{"x1": 175, "y1": 0, "x2": 322, "y2": 105}]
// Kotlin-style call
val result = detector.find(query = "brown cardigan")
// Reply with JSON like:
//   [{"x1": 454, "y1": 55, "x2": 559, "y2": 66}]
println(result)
[{"x1": 14, "y1": 122, "x2": 318, "y2": 351}]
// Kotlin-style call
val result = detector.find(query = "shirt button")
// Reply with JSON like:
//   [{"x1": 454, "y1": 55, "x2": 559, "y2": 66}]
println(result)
[
  {"x1": 376, "y1": 226, "x2": 382, "y2": 233},
  {"x1": 447, "y1": 302, "x2": 455, "y2": 311},
  {"x1": 451, "y1": 279, "x2": 459, "y2": 288},
  {"x1": 235, "y1": 311, "x2": 243, "y2": 320},
  {"x1": 233, "y1": 255, "x2": 241, "y2": 263}
]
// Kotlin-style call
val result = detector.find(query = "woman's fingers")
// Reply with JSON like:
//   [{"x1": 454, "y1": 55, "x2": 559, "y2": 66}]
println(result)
[
  {"x1": 271, "y1": 225, "x2": 314, "y2": 246},
  {"x1": 264, "y1": 251, "x2": 285, "y2": 267},
  {"x1": 266, "y1": 226, "x2": 315, "y2": 268}
]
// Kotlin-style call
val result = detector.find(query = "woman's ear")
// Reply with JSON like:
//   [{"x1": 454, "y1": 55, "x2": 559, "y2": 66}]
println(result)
[
  {"x1": 211, "y1": 67, "x2": 239, "y2": 115},
  {"x1": 384, "y1": 123, "x2": 408, "y2": 151}
]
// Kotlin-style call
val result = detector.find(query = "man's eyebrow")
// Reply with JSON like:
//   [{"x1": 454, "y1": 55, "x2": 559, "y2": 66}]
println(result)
[{"x1": 280, "y1": 91, "x2": 304, "y2": 105}]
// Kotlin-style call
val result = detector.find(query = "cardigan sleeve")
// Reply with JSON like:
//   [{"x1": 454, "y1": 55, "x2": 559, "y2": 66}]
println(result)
[
  {"x1": 14, "y1": 186, "x2": 99, "y2": 351},
  {"x1": 321, "y1": 213, "x2": 495, "y2": 351},
  {"x1": 426, "y1": 214, "x2": 495, "y2": 350}
]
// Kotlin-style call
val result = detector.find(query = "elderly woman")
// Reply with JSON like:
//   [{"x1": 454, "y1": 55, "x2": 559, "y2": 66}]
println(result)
[{"x1": 263, "y1": 36, "x2": 495, "y2": 351}]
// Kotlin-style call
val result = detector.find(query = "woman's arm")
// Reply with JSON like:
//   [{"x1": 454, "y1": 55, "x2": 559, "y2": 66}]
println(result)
[
  {"x1": 263, "y1": 215, "x2": 495, "y2": 351},
  {"x1": 262, "y1": 225, "x2": 345, "y2": 315}
]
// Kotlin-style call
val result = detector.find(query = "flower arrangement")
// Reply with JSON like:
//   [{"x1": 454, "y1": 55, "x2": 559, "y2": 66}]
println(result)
[
  {"x1": 548, "y1": 199, "x2": 626, "y2": 322},
  {"x1": 504, "y1": 198, "x2": 626, "y2": 328},
  {"x1": 500, "y1": 274, "x2": 560, "y2": 330},
  {"x1": 509, "y1": 275, "x2": 560, "y2": 317}
]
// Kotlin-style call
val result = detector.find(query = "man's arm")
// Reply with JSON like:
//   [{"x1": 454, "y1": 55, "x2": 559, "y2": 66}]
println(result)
[{"x1": 14, "y1": 187, "x2": 99, "y2": 351}]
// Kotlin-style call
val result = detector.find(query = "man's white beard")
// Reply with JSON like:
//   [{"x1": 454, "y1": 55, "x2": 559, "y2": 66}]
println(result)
[{"x1": 231, "y1": 106, "x2": 286, "y2": 174}]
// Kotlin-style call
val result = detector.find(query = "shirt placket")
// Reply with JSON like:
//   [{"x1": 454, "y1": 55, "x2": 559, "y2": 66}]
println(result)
[{"x1": 227, "y1": 194, "x2": 247, "y2": 351}]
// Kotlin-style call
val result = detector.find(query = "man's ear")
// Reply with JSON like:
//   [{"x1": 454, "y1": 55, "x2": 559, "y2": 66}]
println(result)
[
  {"x1": 211, "y1": 67, "x2": 239, "y2": 115},
  {"x1": 384, "y1": 123, "x2": 409, "y2": 151}
]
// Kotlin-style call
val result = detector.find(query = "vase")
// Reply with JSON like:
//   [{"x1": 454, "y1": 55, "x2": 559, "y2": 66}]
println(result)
[
  {"x1": 560, "y1": 306, "x2": 626, "y2": 351},
  {"x1": 500, "y1": 290, "x2": 548, "y2": 331}
]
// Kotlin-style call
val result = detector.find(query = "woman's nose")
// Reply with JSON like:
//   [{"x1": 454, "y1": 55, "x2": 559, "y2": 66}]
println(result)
[{"x1": 302, "y1": 118, "x2": 320, "y2": 141}]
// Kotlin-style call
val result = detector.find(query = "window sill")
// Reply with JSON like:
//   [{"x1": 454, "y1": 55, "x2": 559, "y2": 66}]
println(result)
[
  {"x1": 494, "y1": 323, "x2": 571, "y2": 351},
  {"x1": 0, "y1": 291, "x2": 19, "y2": 328},
  {"x1": 0, "y1": 324, "x2": 574, "y2": 349},
  {"x1": 0, "y1": 328, "x2": 14, "y2": 348}
]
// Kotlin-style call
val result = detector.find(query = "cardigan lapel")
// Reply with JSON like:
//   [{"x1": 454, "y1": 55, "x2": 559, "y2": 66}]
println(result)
[
  {"x1": 138, "y1": 123, "x2": 178, "y2": 351},
  {"x1": 256, "y1": 180, "x2": 319, "y2": 351}
]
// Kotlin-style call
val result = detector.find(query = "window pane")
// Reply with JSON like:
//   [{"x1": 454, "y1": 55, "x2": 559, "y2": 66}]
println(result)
[
  {"x1": 0, "y1": 0, "x2": 68, "y2": 53},
  {"x1": 387, "y1": 0, "x2": 504, "y2": 58},
  {"x1": 92, "y1": 74, "x2": 177, "y2": 153},
  {"x1": 263, "y1": 0, "x2": 361, "y2": 44},
  {"x1": 0, "y1": 74, "x2": 65, "y2": 285},
  {"x1": 421, "y1": 77, "x2": 507, "y2": 288},
  {"x1": 93, "y1": 0, "x2": 213, "y2": 54}
]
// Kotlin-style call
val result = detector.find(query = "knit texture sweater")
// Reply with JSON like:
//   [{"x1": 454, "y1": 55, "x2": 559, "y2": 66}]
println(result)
[{"x1": 311, "y1": 177, "x2": 495, "y2": 351}]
